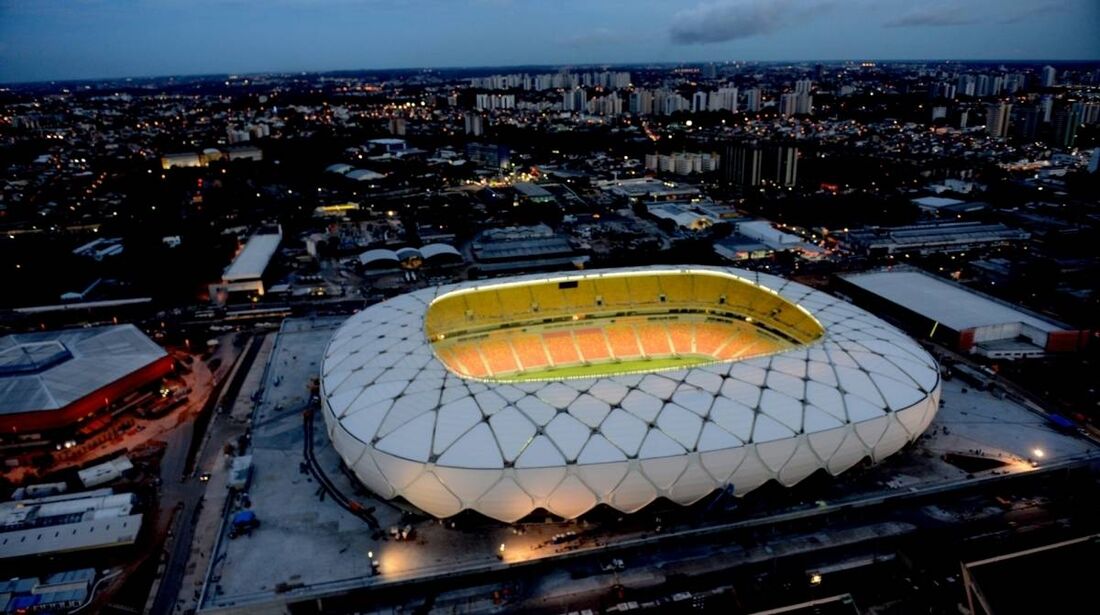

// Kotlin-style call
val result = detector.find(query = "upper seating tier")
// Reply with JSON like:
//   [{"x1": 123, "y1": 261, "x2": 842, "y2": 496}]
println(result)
[{"x1": 426, "y1": 271, "x2": 824, "y2": 382}]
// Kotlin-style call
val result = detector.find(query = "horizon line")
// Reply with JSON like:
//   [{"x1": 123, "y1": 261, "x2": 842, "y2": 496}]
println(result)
[{"x1": 4, "y1": 58, "x2": 1099, "y2": 88}]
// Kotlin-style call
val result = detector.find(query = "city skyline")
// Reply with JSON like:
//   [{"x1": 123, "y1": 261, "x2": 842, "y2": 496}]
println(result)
[
  {"x1": 2, "y1": 9, "x2": 1099, "y2": 606},
  {"x1": 1, "y1": 0, "x2": 1098, "y2": 84}
]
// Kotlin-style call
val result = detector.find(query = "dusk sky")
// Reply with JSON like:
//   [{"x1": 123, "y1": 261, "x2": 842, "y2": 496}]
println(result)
[{"x1": 1, "y1": 0, "x2": 1098, "y2": 83}]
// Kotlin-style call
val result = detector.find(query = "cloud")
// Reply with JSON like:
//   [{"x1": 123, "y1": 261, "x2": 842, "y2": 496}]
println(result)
[
  {"x1": 884, "y1": 1, "x2": 1066, "y2": 28},
  {"x1": 997, "y1": 2, "x2": 1064, "y2": 24},
  {"x1": 884, "y1": 7, "x2": 977, "y2": 27},
  {"x1": 669, "y1": 0, "x2": 835, "y2": 45}
]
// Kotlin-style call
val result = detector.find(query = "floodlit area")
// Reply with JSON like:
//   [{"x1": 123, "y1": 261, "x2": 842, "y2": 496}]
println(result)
[
  {"x1": 200, "y1": 316, "x2": 1100, "y2": 612},
  {"x1": 321, "y1": 267, "x2": 942, "y2": 522},
  {"x1": 425, "y1": 268, "x2": 824, "y2": 382}
]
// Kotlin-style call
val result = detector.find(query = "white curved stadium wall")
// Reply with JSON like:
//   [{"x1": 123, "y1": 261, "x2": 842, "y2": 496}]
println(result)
[
  {"x1": 320, "y1": 267, "x2": 941, "y2": 523},
  {"x1": 322, "y1": 387, "x2": 939, "y2": 521}
]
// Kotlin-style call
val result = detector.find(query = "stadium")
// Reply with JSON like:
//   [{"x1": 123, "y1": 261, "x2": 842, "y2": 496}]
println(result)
[
  {"x1": 320, "y1": 267, "x2": 941, "y2": 522},
  {"x1": 0, "y1": 324, "x2": 173, "y2": 436}
]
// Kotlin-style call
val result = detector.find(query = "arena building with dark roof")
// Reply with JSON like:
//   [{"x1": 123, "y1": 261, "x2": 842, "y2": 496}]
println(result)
[{"x1": 0, "y1": 324, "x2": 173, "y2": 435}]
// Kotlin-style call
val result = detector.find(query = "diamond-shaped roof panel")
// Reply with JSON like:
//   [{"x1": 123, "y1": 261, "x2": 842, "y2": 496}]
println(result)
[{"x1": 320, "y1": 266, "x2": 940, "y2": 522}]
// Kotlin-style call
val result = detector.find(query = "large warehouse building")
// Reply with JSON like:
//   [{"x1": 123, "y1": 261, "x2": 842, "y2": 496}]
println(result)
[
  {"x1": 839, "y1": 269, "x2": 1089, "y2": 359},
  {"x1": 208, "y1": 227, "x2": 282, "y2": 305},
  {"x1": 840, "y1": 222, "x2": 1029, "y2": 256},
  {"x1": 0, "y1": 489, "x2": 143, "y2": 559},
  {"x1": 320, "y1": 266, "x2": 941, "y2": 522},
  {"x1": 0, "y1": 324, "x2": 172, "y2": 436}
]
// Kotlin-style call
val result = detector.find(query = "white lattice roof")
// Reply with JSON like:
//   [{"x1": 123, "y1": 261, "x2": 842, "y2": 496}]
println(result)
[{"x1": 320, "y1": 266, "x2": 941, "y2": 522}]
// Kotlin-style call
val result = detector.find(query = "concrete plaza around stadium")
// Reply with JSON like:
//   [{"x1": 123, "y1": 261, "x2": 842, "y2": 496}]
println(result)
[{"x1": 199, "y1": 316, "x2": 1100, "y2": 613}]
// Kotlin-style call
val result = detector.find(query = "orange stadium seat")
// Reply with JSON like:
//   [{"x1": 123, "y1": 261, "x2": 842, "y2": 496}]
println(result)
[
  {"x1": 425, "y1": 273, "x2": 821, "y2": 382},
  {"x1": 452, "y1": 345, "x2": 489, "y2": 378},
  {"x1": 481, "y1": 338, "x2": 519, "y2": 375},
  {"x1": 667, "y1": 322, "x2": 695, "y2": 354},
  {"x1": 511, "y1": 333, "x2": 549, "y2": 369},
  {"x1": 715, "y1": 332, "x2": 748, "y2": 360},
  {"x1": 574, "y1": 328, "x2": 611, "y2": 362},
  {"x1": 543, "y1": 331, "x2": 580, "y2": 365},
  {"x1": 636, "y1": 323, "x2": 672, "y2": 357},
  {"x1": 605, "y1": 324, "x2": 642, "y2": 359},
  {"x1": 694, "y1": 323, "x2": 732, "y2": 356}
]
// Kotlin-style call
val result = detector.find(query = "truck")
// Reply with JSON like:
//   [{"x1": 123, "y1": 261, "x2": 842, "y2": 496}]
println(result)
[
  {"x1": 953, "y1": 364, "x2": 993, "y2": 390},
  {"x1": 229, "y1": 510, "x2": 260, "y2": 538}
]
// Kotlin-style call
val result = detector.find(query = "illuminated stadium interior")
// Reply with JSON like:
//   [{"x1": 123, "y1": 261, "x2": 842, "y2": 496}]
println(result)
[
  {"x1": 322, "y1": 266, "x2": 941, "y2": 521},
  {"x1": 426, "y1": 270, "x2": 826, "y2": 382}
]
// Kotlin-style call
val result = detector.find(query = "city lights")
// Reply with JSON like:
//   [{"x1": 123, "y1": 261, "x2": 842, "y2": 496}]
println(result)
[{"x1": 1, "y1": 26, "x2": 1095, "y2": 613}]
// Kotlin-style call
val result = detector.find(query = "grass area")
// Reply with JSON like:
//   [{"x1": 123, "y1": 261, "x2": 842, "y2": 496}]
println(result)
[{"x1": 493, "y1": 355, "x2": 714, "y2": 383}]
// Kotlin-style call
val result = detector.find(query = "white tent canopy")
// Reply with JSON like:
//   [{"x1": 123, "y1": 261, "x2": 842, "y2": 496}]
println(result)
[{"x1": 358, "y1": 243, "x2": 462, "y2": 268}]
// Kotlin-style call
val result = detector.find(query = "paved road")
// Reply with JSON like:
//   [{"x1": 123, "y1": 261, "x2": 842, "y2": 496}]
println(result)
[{"x1": 150, "y1": 336, "x2": 264, "y2": 615}]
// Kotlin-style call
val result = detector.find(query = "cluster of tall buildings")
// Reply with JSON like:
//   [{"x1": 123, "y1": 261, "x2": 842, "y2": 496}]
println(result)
[
  {"x1": 778, "y1": 80, "x2": 814, "y2": 117},
  {"x1": 984, "y1": 97, "x2": 1099, "y2": 146},
  {"x1": 624, "y1": 87, "x2": 739, "y2": 116},
  {"x1": 463, "y1": 112, "x2": 485, "y2": 136},
  {"x1": 626, "y1": 88, "x2": 681, "y2": 115},
  {"x1": 587, "y1": 91, "x2": 624, "y2": 116},
  {"x1": 474, "y1": 93, "x2": 515, "y2": 111},
  {"x1": 933, "y1": 67, "x2": 1056, "y2": 100},
  {"x1": 690, "y1": 87, "x2": 740, "y2": 113},
  {"x1": 468, "y1": 72, "x2": 796, "y2": 119},
  {"x1": 1071, "y1": 100, "x2": 1100, "y2": 125},
  {"x1": 471, "y1": 70, "x2": 631, "y2": 91},
  {"x1": 562, "y1": 87, "x2": 588, "y2": 112},
  {"x1": 1049, "y1": 108, "x2": 1080, "y2": 148},
  {"x1": 721, "y1": 141, "x2": 799, "y2": 188},
  {"x1": 953, "y1": 74, "x2": 1009, "y2": 98}
]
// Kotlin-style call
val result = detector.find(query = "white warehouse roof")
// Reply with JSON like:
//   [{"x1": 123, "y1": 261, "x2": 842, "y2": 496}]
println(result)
[
  {"x1": 222, "y1": 231, "x2": 282, "y2": 282},
  {"x1": 0, "y1": 491, "x2": 142, "y2": 559},
  {"x1": 912, "y1": 196, "x2": 966, "y2": 209},
  {"x1": 842, "y1": 270, "x2": 1063, "y2": 334},
  {"x1": 325, "y1": 163, "x2": 354, "y2": 175},
  {"x1": 321, "y1": 266, "x2": 941, "y2": 522},
  {"x1": 346, "y1": 169, "x2": 385, "y2": 182},
  {"x1": 419, "y1": 243, "x2": 462, "y2": 260}
]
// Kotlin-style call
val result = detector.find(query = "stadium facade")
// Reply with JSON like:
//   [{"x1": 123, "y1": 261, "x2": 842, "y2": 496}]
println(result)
[{"x1": 320, "y1": 267, "x2": 940, "y2": 522}]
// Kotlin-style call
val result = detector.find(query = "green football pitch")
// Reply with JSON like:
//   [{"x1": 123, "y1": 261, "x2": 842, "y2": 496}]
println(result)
[{"x1": 492, "y1": 355, "x2": 714, "y2": 383}]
